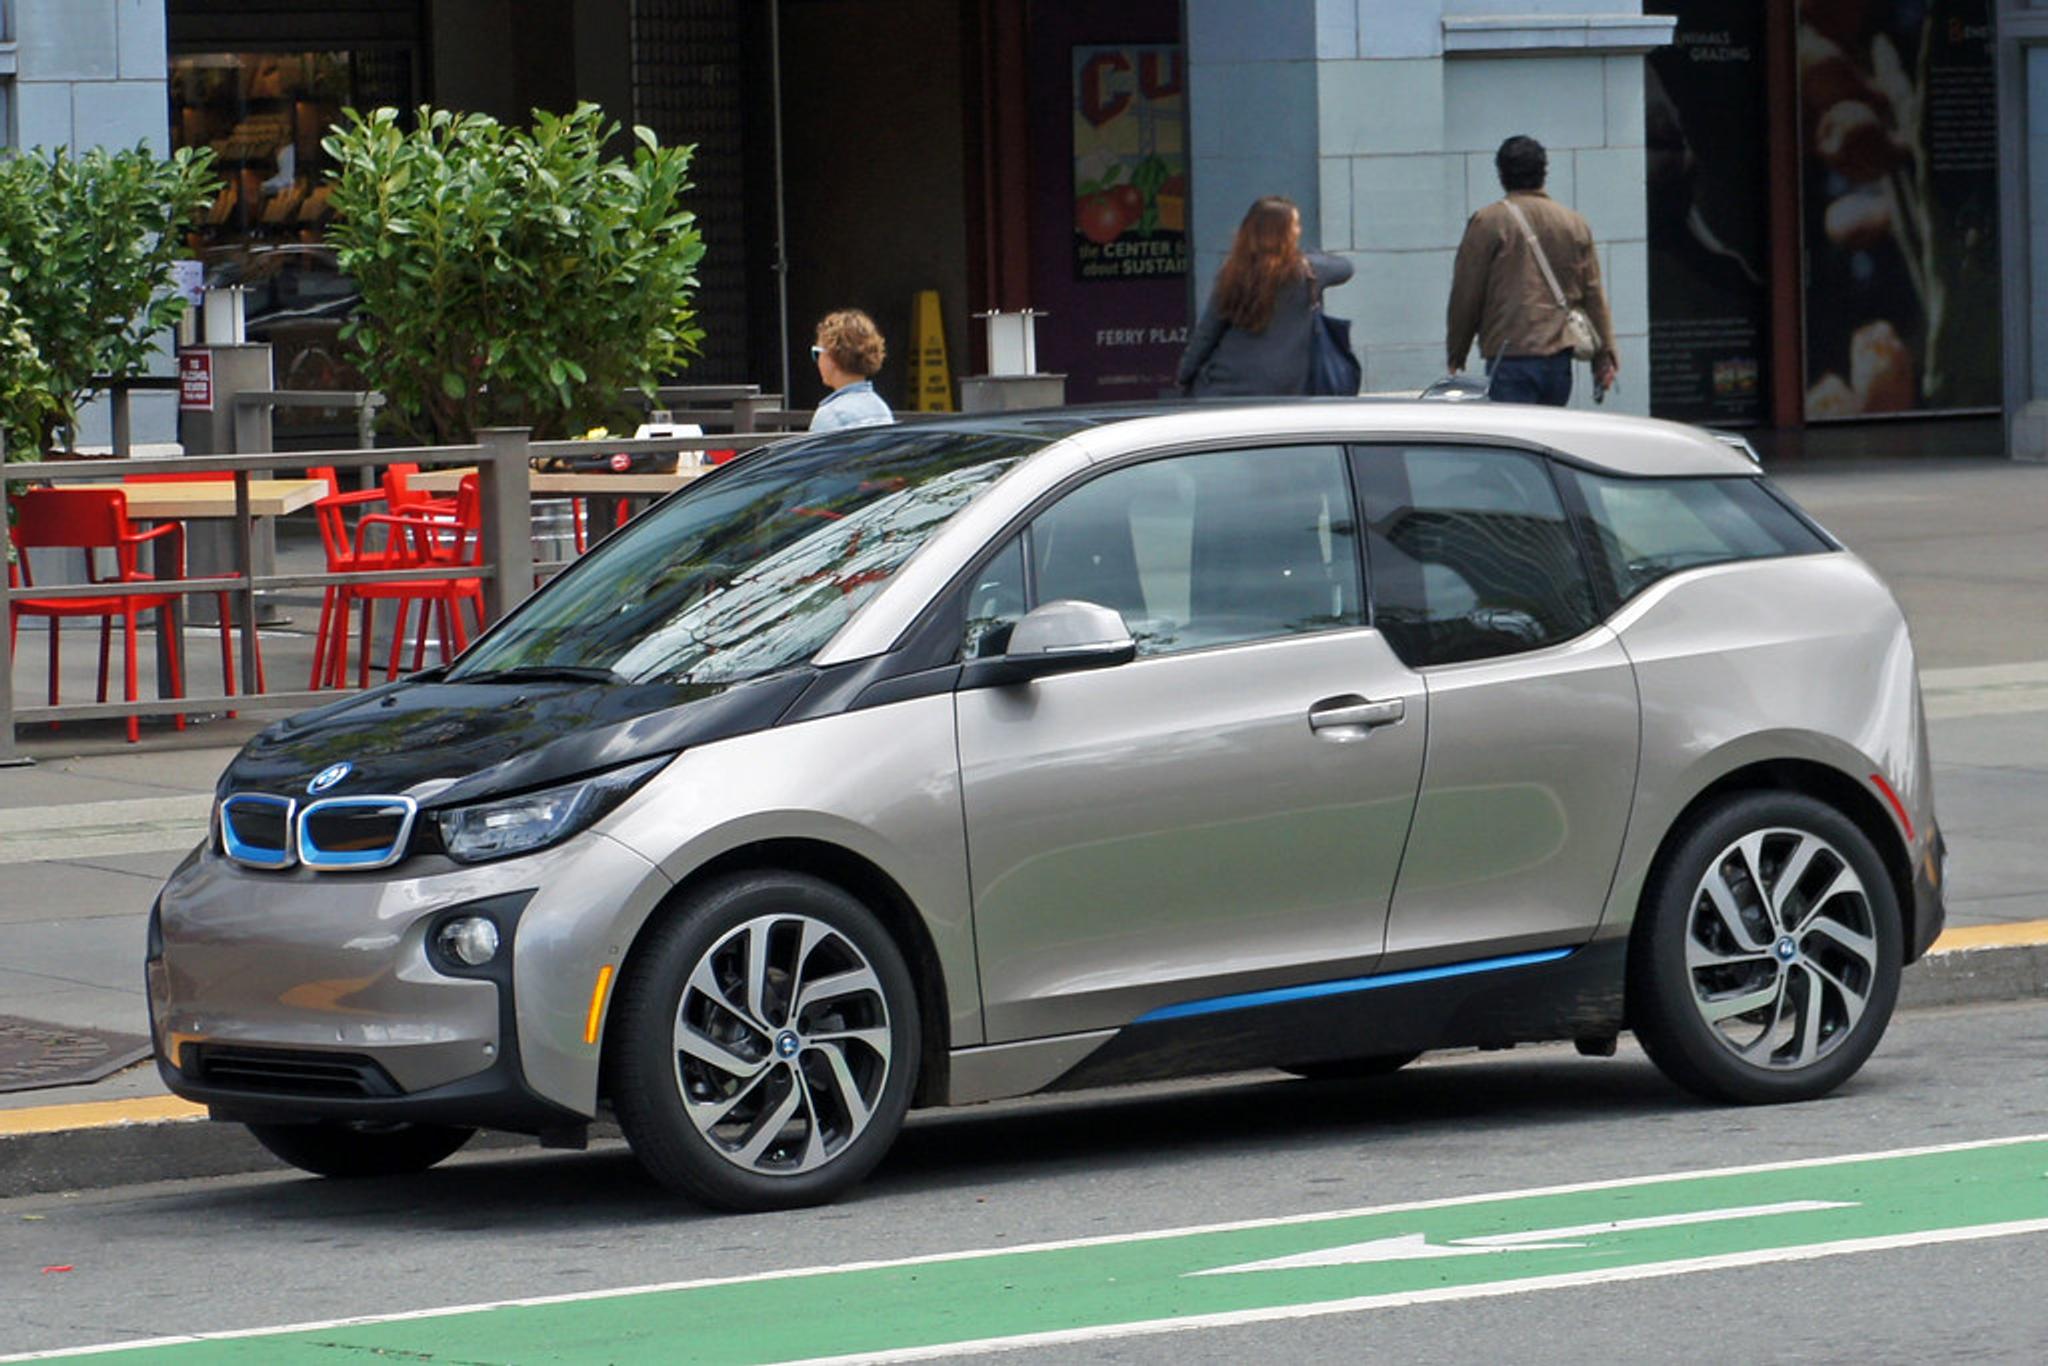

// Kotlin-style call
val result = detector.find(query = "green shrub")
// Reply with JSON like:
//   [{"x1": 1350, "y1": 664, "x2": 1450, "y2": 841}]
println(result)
[
  {"x1": 0, "y1": 279, "x2": 60, "y2": 463},
  {"x1": 322, "y1": 103, "x2": 705, "y2": 444},
  {"x1": 0, "y1": 143, "x2": 218, "y2": 456}
]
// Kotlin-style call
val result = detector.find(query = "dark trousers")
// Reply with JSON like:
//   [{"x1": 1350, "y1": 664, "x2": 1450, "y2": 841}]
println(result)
[{"x1": 1487, "y1": 351, "x2": 1573, "y2": 406}]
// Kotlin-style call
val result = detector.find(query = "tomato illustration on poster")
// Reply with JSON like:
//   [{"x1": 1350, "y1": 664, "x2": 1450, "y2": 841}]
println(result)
[{"x1": 1072, "y1": 45, "x2": 1188, "y2": 282}]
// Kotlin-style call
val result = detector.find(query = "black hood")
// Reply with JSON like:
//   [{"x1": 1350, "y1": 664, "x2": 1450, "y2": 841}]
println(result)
[{"x1": 220, "y1": 670, "x2": 816, "y2": 809}]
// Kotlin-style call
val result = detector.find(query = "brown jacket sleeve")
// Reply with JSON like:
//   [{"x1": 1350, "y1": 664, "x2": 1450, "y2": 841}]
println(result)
[
  {"x1": 1446, "y1": 214, "x2": 1493, "y2": 370},
  {"x1": 1577, "y1": 229, "x2": 1617, "y2": 365}
]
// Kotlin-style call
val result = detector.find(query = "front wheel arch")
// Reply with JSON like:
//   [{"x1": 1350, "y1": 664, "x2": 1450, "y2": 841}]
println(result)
[{"x1": 603, "y1": 838, "x2": 951, "y2": 1109}]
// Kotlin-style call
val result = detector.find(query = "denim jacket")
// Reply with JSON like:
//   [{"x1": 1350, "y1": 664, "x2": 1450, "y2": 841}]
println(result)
[{"x1": 809, "y1": 380, "x2": 894, "y2": 432}]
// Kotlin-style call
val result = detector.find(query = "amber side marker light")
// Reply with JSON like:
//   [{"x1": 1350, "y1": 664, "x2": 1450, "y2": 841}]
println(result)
[{"x1": 584, "y1": 964, "x2": 615, "y2": 1045}]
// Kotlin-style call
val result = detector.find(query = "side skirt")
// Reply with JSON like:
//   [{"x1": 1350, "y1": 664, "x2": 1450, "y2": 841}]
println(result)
[{"x1": 1047, "y1": 940, "x2": 1628, "y2": 1093}]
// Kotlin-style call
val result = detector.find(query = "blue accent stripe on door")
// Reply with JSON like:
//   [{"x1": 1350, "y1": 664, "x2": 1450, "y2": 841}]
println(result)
[{"x1": 1131, "y1": 948, "x2": 1577, "y2": 1024}]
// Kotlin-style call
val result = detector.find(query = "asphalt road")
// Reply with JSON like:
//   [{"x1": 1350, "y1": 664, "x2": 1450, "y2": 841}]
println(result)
[{"x1": 4, "y1": 999, "x2": 2047, "y2": 1362}]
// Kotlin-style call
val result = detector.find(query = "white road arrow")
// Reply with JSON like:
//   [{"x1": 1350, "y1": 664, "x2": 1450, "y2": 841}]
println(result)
[{"x1": 1189, "y1": 1200, "x2": 1856, "y2": 1275}]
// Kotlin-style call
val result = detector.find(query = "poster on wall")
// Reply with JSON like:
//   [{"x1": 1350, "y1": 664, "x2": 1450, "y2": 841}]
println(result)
[
  {"x1": 1644, "y1": 4, "x2": 1770, "y2": 425},
  {"x1": 1071, "y1": 45, "x2": 1189, "y2": 283},
  {"x1": 1799, "y1": 0, "x2": 2000, "y2": 421}
]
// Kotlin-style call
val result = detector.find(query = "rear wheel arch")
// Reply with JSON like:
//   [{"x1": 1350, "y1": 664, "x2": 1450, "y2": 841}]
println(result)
[
  {"x1": 603, "y1": 838, "x2": 952, "y2": 1108},
  {"x1": 1627, "y1": 757, "x2": 1918, "y2": 1021}
]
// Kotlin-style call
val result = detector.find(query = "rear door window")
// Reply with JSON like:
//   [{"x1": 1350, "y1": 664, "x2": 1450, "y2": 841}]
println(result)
[{"x1": 1355, "y1": 445, "x2": 1597, "y2": 668}]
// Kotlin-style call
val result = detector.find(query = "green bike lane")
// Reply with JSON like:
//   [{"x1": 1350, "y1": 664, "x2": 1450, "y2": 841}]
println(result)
[{"x1": 16, "y1": 1133, "x2": 2048, "y2": 1365}]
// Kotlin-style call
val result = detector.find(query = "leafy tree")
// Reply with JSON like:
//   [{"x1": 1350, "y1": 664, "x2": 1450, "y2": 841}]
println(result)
[
  {"x1": 322, "y1": 103, "x2": 705, "y2": 444},
  {"x1": 0, "y1": 279, "x2": 60, "y2": 462},
  {"x1": 0, "y1": 144, "x2": 218, "y2": 456}
]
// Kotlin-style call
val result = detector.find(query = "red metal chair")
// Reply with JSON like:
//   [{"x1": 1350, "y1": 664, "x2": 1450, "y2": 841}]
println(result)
[
  {"x1": 380, "y1": 462, "x2": 458, "y2": 517},
  {"x1": 123, "y1": 471, "x2": 267, "y2": 699},
  {"x1": 328, "y1": 474, "x2": 486, "y2": 686},
  {"x1": 305, "y1": 465, "x2": 400, "y2": 689},
  {"x1": 7, "y1": 487, "x2": 242, "y2": 743}
]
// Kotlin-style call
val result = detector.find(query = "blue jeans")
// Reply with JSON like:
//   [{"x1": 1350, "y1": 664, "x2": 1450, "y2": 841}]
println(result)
[{"x1": 1487, "y1": 351, "x2": 1573, "y2": 406}]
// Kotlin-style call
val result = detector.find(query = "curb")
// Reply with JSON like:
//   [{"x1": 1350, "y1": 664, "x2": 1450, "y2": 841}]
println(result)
[{"x1": 6, "y1": 930, "x2": 2047, "y2": 1200}]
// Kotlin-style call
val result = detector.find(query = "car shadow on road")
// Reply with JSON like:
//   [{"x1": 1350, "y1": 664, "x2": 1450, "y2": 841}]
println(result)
[
  {"x1": 872, "y1": 1051, "x2": 1700, "y2": 1196},
  {"x1": 120, "y1": 1050, "x2": 1709, "y2": 1228}
]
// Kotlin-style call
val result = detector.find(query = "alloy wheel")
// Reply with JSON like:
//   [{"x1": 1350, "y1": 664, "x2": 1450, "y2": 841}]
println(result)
[
  {"x1": 672, "y1": 912, "x2": 893, "y2": 1176},
  {"x1": 1682, "y1": 827, "x2": 1879, "y2": 1071}
]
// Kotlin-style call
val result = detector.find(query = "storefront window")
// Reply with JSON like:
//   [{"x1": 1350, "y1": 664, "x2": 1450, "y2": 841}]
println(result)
[
  {"x1": 169, "y1": 51, "x2": 412, "y2": 406},
  {"x1": 171, "y1": 52, "x2": 411, "y2": 253}
]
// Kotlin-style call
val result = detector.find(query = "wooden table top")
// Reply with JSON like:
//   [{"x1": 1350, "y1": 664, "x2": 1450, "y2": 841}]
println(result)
[
  {"x1": 113, "y1": 478, "x2": 328, "y2": 520},
  {"x1": 409, "y1": 466, "x2": 711, "y2": 496}
]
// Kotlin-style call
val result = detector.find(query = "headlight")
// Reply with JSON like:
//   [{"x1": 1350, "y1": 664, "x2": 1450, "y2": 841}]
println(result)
[{"x1": 435, "y1": 757, "x2": 668, "y2": 864}]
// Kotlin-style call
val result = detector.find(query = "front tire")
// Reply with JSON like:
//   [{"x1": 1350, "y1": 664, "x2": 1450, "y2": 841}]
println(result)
[
  {"x1": 246, "y1": 1120, "x2": 474, "y2": 1178},
  {"x1": 1630, "y1": 792, "x2": 1901, "y2": 1105},
  {"x1": 608, "y1": 871, "x2": 921, "y2": 1212}
]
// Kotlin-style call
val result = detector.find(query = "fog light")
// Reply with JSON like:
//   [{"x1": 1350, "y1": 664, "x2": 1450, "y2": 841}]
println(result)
[{"x1": 437, "y1": 916, "x2": 500, "y2": 967}]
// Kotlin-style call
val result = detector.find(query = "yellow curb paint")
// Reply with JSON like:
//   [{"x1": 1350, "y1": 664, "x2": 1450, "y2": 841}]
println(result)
[
  {"x1": 0, "y1": 923, "x2": 2038, "y2": 1146},
  {"x1": 1928, "y1": 919, "x2": 2048, "y2": 953},
  {"x1": 0, "y1": 1095, "x2": 205, "y2": 1137}
]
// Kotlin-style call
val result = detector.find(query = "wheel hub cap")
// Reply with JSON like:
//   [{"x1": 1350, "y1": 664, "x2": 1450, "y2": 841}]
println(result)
[
  {"x1": 1682, "y1": 826, "x2": 1879, "y2": 1071},
  {"x1": 671, "y1": 912, "x2": 893, "y2": 1176}
]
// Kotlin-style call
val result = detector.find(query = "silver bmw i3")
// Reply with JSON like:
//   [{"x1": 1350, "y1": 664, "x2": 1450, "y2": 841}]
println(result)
[{"x1": 150, "y1": 402, "x2": 1944, "y2": 1210}]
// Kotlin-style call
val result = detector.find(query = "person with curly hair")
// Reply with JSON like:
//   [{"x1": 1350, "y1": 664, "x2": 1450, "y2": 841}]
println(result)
[
  {"x1": 1176, "y1": 195, "x2": 1353, "y2": 396},
  {"x1": 808, "y1": 309, "x2": 895, "y2": 433}
]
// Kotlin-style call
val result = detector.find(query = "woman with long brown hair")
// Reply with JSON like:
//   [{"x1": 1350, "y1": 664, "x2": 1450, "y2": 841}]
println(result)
[{"x1": 1177, "y1": 195, "x2": 1354, "y2": 396}]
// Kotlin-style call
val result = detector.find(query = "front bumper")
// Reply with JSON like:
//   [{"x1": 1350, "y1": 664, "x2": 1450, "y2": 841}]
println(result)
[{"x1": 149, "y1": 829, "x2": 668, "y2": 1131}]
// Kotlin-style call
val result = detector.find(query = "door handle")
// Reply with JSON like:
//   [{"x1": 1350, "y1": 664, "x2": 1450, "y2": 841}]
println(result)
[{"x1": 1308, "y1": 697, "x2": 1405, "y2": 732}]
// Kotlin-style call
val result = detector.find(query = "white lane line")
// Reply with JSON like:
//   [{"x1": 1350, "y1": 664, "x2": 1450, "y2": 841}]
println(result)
[
  {"x1": 0, "y1": 796, "x2": 210, "y2": 865},
  {"x1": 1920, "y1": 661, "x2": 2048, "y2": 720},
  {"x1": 3, "y1": 1132, "x2": 2045, "y2": 1364},
  {"x1": 782, "y1": 1219, "x2": 2048, "y2": 1365}
]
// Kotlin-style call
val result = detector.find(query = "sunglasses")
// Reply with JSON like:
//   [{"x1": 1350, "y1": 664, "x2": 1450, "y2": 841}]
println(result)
[{"x1": 809, "y1": 345, "x2": 825, "y2": 359}]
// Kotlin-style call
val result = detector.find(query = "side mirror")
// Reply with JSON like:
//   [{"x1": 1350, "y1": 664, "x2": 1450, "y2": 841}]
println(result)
[{"x1": 964, "y1": 599, "x2": 1136, "y2": 687}]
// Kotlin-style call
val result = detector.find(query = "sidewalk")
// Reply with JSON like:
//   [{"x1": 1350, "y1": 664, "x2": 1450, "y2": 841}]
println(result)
[{"x1": 4, "y1": 456, "x2": 2048, "y2": 1195}]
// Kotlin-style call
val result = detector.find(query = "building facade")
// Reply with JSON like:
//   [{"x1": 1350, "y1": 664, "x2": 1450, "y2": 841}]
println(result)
[
  {"x1": 1187, "y1": 0, "x2": 1668, "y2": 415},
  {"x1": 3, "y1": 1, "x2": 179, "y2": 448},
  {"x1": 4, "y1": 1, "x2": 2041, "y2": 456}
]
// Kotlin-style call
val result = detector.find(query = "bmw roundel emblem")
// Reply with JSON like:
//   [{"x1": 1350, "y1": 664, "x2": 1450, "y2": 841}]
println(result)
[{"x1": 307, "y1": 762, "x2": 353, "y2": 795}]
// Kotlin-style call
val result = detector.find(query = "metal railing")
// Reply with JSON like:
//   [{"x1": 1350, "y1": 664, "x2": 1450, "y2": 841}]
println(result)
[{"x1": 2, "y1": 426, "x2": 782, "y2": 762}]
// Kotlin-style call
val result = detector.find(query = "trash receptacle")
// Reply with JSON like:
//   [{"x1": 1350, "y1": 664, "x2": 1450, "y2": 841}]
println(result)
[{"x1": 530, "y1": 499, "x2": 579, "y2": 581}]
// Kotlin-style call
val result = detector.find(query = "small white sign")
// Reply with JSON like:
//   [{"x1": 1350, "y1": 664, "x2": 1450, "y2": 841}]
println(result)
[{"x1": 170, "y1": 259, "x2": 205, "y2": 307}]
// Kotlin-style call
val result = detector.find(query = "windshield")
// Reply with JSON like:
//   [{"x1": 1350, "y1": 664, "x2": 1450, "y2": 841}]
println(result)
[{"x1": 449, "y1": 426, "x2": 1043, "y2": 687}]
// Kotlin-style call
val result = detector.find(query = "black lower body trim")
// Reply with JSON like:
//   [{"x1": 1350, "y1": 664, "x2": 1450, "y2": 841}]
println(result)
[
  {"x1": 1050, "y1": 939, "x2": 1628, "y2": 1093},
  {"x1": 159, "y1": 1045, "x2": 582, "y2": 1135}
]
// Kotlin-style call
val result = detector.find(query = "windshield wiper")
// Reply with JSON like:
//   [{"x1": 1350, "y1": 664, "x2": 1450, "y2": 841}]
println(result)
[{"x1": 450, "y1": 665, "x2": 619, "y2": 685}]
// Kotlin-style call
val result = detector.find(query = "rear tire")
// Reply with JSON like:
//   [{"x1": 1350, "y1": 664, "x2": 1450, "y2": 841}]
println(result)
[
  {"x1": 1630, "y1": 791, "x2": 1901, "y2": 1105},
  {"x1": 246, "y1": 1120, "x2": 474, "y2": 1178},
  {"x1": 608, "y1": 871, "x2": 920, "y2": 1212}
]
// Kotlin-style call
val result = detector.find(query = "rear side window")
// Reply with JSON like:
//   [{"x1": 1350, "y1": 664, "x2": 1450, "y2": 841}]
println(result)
[
  {"x1": 1356, "y1": 445, "x2": 1597, "y2": 668},
  {"x1": 1564, "y1": 472, "x2": 1830, "y2": 604}
]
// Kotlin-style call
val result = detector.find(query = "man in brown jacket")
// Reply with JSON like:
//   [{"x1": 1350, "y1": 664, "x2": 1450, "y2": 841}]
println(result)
[{"x1": 1447, "y1": 135, "x2": 1619, "y2": 405}]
